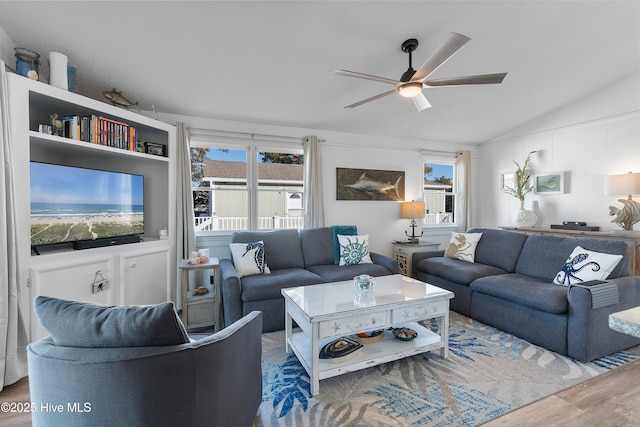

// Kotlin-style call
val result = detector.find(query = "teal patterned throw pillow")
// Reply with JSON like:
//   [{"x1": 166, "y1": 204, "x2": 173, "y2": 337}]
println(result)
[{"x1": 337, "y1": 234, "x2": 373, "y2": 266}]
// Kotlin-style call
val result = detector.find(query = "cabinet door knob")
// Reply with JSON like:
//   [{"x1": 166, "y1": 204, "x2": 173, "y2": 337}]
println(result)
[{"x1": 131, "y1": 263, "x2": 138, "y2": 268}]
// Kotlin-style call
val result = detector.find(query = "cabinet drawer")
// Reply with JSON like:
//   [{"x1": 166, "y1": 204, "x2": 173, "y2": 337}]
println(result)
[
  {"x1": 394, "y1": 246, "x2": 410, "y2": 256},
  {"x1": 392, "y1": 300, "x2": 447, "y2": 323},
  {"x1": 319, "y1": 312, "x2": 388, "y2": 339}
]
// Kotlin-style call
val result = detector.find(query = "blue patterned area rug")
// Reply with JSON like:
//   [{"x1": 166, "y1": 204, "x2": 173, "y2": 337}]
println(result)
[{"x1": 255, "y1": 312, "x2": 639, "y2": 426}]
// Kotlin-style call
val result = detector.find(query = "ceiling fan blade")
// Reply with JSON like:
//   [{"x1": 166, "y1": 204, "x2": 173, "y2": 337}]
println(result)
[
  {"x1": 412, "y1": 32, "x2": 471, "y2": 82},
  {"x1": 344, "y1": 89, "x2": 398, "y2": 108},
  {"x1": 424, "y1": 72, "x2": 508, "y2": 87},
  {"x1": 411, "y1": 92, "x2": 431, "y2": 112},
  {"x1": 333, "y1": 69, "x2": 399, "y2": 86}
]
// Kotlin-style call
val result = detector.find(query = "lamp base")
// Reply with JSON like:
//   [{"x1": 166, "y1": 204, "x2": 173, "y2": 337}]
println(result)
[{"x1": 404, "y1": 219, "x2": 423, "y2": 244}]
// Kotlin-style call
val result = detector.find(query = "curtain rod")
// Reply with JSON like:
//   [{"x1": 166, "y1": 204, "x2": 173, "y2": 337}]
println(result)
[
  {"x1": 418, "y1": 149, "x2": 457, "y2": 156},
  {"x1": 189, "y1": 128, "x2": 325, "y2": 144}
]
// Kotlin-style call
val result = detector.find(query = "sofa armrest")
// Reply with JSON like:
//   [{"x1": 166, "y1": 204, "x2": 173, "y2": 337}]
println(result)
[
  {"x1": 219, "y1": 258, "x2": 242, "y2": 328},
  {"x1": 411, "y1": 249, "x2": 444, "y2": 278},
  {"x1": 567, "y1": 276, "x2": 640, "y2": 361},
  {"x1": 370, "y1": 252, "x2": 399, "y2": 274}
]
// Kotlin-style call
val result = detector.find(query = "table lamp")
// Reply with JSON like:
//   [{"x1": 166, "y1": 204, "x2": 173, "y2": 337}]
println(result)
[
  {"x1": 400, "y1": 201, "x2": 425, "y2": 243},
  {"x1": 606, "y1": 172, "x2": 640, "y2": 231}
]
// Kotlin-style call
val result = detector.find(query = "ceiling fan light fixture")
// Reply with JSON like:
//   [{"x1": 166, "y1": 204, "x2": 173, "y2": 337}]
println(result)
[{"x1": 398, "y1": 82, "x2": 423, "y2": 98}]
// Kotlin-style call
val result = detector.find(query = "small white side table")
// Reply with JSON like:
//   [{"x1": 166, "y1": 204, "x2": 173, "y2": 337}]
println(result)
[
  {"x1": 392, "y1": 242, "x2": 441, "y2": 277},
  {"x1": 179, "y1": 257, "x2": 220, "y2": 332}
]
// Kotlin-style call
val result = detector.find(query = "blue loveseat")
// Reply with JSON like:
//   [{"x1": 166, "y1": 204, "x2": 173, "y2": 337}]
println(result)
[
  {"x1": 220, "y1": 227, "x2": 399, "y2": 332},
  {"x1": 413, "y1": 227, "x2": 640, "y2": 362}
]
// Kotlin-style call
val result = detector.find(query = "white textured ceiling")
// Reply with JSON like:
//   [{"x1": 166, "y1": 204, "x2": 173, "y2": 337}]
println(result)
[{"x1": 1, "y1": 1, "x2": 638, "y2": 144}]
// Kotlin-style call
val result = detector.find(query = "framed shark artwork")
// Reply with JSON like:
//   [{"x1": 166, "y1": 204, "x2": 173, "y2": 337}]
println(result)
[{"x1": 336, "y1": 168, "x2": 405, "y2": 201}]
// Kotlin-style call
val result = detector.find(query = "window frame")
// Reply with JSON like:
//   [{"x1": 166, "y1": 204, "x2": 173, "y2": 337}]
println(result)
[
  {"x1": 189, "y1": 137, "x2": 304, "y2": 235},
  {"x1": 422, "y1": 158, "x2": 458, "y2": 227}
]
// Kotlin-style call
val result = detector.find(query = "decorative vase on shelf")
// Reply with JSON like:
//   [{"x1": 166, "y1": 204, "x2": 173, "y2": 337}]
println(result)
[{"x1": 513, "y1": 200, "x2": 537, "y2": 227}]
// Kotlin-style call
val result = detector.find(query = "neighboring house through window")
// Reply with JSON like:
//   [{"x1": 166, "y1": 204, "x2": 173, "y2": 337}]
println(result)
[
  {"x1": 190, "y1": 141, "x2": 304, "y2": 233},
  {"x1": 423, "y1": 161, "x2": 455, "y2": 225}
]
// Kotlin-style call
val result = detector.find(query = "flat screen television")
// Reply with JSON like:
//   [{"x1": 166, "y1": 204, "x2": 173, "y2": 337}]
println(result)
[{"x1": 30, "y1": 161, "x2": 144, "y2": 251}]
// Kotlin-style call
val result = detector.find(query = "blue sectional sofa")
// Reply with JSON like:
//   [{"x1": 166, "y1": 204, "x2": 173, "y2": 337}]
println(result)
[
  {"x1": 413, "y1": 227, "x2": 640, "y2": 362},
  {"x1": 220, "y1": 227, "x2": 399, "y2": 332}
]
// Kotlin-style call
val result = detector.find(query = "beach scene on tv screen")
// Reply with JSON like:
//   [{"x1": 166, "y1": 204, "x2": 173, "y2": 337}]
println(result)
[{"x1": 30, "y1": 162, "x2": 144, "y2": 246}]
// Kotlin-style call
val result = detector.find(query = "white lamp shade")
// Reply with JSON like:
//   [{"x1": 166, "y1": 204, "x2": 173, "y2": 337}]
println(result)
[
  {"x1": 606, "y1": 172, "x2": 640, "y2": 196},
  {"x1": 400, "y1": 201, "x2": 425, "y2": 218}
]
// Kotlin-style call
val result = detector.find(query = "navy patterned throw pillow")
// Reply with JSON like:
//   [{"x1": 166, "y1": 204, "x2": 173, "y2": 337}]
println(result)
[
  {"x1": 229, "y1": 240, "x2": 271, "y2": 277},
  {"x1": 553, "y1": 246, "x2": 622, "y2": 286}
]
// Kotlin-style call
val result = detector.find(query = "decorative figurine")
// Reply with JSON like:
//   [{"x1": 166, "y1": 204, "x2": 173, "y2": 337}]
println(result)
[
  {"x1": 102, "y1": 88, "x2": 139, "y2": 110},
  {"x1": 49, "y1": 113, "x2": 63, "y2": 136}
]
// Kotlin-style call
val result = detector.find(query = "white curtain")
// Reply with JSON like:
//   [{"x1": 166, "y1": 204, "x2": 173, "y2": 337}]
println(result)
[
  {"x1": 0, "y1": 61, "x2": 28, "y2": 389},
  {"x1": 175, "y1": 123, "x2": 195, "y2": 306},
  {"x1": 456, "y1": 150, "x2": 472, "y2": 231},
  {"x1": 303, "y1": 135, "x2": 325, "y2": 228}
]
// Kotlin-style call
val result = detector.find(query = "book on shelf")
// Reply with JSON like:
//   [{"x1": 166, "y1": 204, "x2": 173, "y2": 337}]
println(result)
[{"x1": 52, "y1": 114, "x2": 142, "y2": 153}]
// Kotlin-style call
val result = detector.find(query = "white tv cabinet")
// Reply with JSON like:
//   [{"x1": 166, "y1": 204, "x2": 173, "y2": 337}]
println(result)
[{"x1": 7, "y1": 73, "x2": 177, "y2": 342}]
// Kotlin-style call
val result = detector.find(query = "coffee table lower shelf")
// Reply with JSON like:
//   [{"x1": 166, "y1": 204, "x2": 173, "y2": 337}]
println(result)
[{"x1": 288, "y1": 321, "x2": 442, "y2": 383}]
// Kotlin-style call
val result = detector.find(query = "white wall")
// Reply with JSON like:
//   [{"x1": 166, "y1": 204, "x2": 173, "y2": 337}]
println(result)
[
  {"x1": 0, "y1": 25, "x2": 16, "y2": 69},
  {"x1": 154, "y1": 112, "x2": 474, "y2": 258},
  {"x1": 476, "y1": 72, "x2": 640, "y2": 231}
]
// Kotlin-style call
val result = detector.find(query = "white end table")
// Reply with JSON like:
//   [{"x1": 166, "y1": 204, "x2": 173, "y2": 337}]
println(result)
[
  {"x1": 392, "y1": 241, "x2": 441, "y2": 276},
  {"x1": 179, "y1": 257, "x2": 220, "y2": 331}
]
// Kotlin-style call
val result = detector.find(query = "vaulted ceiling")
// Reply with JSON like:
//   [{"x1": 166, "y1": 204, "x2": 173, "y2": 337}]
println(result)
[{"x1": 1, "y1": 1, "x2": 638, "y2": 144}]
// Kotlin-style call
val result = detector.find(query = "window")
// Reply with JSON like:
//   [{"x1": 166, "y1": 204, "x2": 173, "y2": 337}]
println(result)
[
  {"x1": 190, "y1": 142, "x2": 304, "y2": 233},
  {"x1": 423, "y1": 162, "x2": 455, "y2": 224}
]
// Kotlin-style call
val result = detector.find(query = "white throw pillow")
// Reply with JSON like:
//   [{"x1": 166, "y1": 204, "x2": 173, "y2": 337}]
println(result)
[
  {"x1": 444, "y1": 232, "x2": 483, "y2": 263},
  {"x1": 229, "y1": 241, "x2": 271, "y2": 277},
  {"x1": 338, "y1": 234, "x2": 373, "y2": 266},
  {"x1": 553, "y1": 246, "x2": 623, "y2": 286}
]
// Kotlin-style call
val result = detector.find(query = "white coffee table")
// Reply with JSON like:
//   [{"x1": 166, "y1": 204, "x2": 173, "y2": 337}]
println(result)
[{"x1": 281, "y1": 274, "x2": 454, "y2": 395}]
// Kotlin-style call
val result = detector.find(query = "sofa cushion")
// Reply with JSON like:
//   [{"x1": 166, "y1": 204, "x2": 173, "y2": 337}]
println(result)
[
  {"x1": 444, "y1": 232, "x2": 483, "y2": 262},
  {"x1": 338, "y1": 234, "x2": 373, "y2": 265},
  {"x1": 229, "y1": 241, "x2": 271, "y2": 277},
  {"x1": 331, "y1": 225, "x2": 358, "y2": 264},
  {"x1": 553, "y1": 246, "x2": 623, "y2": 286},
  {"x1": 415, "y1": 257, "x2": 508, "y2": 286},
  {"x1": 515, "y1": 234, "x2": 629, "y2": 282},
  {"x1": 466, "y1": 228, "x2": 529, "y2": 272},
  {"x1": 34, "y1": 296, "x2": 189, "y2": 348},
  {"x1": 307, "y1": 263, "x2": 393, "y2": 282},
  {"x1": 471, "y1": 274, "x2": 568, "y2": 314},
  {"x1": 240, "y1": 268, "x2": 325, "y2": 301},
  {"x1": 232, "y1": 229, "x2": 304, "y2": 270},
  {"x1": 300, "y1": 227, "x2": 335, "y2": 267}
]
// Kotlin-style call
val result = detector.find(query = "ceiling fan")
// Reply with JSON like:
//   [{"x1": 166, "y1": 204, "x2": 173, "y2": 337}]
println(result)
[{"x1": 334, "y1": 33, "x2": 507, "y2": 112}]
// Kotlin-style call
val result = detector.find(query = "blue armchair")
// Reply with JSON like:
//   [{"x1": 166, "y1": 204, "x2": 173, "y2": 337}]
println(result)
[{"x1": 28, "y1": 298, "x2": 262, "y2": 427}]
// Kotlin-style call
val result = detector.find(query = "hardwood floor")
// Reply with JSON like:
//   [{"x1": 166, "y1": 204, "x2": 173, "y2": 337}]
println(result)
[
  {"x1": 2, "y1": 360, "x2": 639, "y2": 426},
  {"x1": 482, "y1": 358, "x2": 640, "y2": 427}
]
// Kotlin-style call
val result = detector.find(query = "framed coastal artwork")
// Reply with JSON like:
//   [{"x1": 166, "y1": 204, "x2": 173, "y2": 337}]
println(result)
[
  {"x1": 533, "y1": 172, "x2": 565, "y2": 194},
  {"x1": 336, "y1": 168, "x2": 405, "y2": 201}
]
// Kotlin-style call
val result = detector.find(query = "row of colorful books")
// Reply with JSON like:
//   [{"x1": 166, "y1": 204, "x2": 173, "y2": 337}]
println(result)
[{"x1": 60, "y1": 115, "x2": 140, "y2": 152}]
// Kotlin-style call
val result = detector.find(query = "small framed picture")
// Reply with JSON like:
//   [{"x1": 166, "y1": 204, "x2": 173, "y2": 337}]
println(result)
[
  {"x1": 144, "y1": 142, "x2": 167, "y2": 157},
  {"x1": 533, "y1": 172, "x2": 565, "y2": 194},
  {"x1": 501, "y1": 172, "x2": 516, "y2": 192}
]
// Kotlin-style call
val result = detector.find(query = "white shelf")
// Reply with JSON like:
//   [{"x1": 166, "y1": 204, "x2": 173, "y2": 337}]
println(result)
[
  {"x1": 29, "y1": 131, "x2": 169, "y2": 163},
  {"x1": 289, "y1": 321, "x2": 442, "y2": 381}
]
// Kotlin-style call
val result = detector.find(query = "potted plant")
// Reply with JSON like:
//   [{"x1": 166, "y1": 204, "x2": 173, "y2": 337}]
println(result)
[{"x1": 505, "y1": 150, "x2": 538, "y2": 227}]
